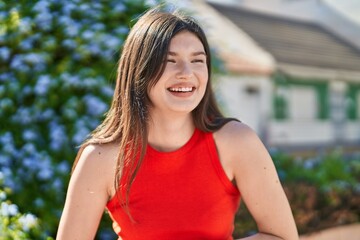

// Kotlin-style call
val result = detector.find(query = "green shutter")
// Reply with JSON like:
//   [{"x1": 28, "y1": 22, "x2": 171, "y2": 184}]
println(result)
[
  {"x1": 347, "y1": 84, "x2": 360, "y2": 120},
  {"x1": 316, "y1": 84, "x2": 329, "y2": 119}
]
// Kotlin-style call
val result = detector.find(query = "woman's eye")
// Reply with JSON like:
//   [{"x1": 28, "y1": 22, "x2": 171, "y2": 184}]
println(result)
[
  {"x1": 192, "y1": 59, "x2": 204, "y2": 63},
  {"x1": 167, "y1": 59, "x2": 176, "y2": 63}
]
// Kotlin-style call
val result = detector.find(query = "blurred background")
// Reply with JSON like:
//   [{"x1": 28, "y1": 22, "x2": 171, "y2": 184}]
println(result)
[{"x1": 0, "y1": 0, "x2": 359, "y2": 239}]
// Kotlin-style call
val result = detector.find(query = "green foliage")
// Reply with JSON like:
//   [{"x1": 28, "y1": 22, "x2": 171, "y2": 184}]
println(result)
[
  {"x1": 273, "y1": 150, "x2": 359, "y2": 192},
  {"x1": 0, "y1": 0, "x2": 158, "y2": 238},
  {"x1": 0, "y1": 175, "x2": 53, "y2": 240}
]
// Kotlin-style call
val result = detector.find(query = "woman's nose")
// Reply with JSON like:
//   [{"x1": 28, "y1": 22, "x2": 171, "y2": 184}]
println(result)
[{"x1": 176, "y1": 62, "x2": 193, "y2": 79}]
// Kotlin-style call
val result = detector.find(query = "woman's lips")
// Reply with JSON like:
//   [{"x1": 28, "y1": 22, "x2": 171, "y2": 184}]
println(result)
[
  {"x1": 167, "y1": 86, "x2": 196, "y2": 97},
  {"x1": 168, "y1": 87, "x2": 194, "y2": 92}
]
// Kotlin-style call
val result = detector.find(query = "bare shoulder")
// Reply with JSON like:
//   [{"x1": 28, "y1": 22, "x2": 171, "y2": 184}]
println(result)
[
  {"x1": 79, "y1": 142, "x2": 119, "y2": 164},
  {"x1": 76, "y1": 142, "x2": 118, "y2": 172},
  {"x1": 214, "y1": 120, "x2": 261, "y2": 154},
  {"x1": 72, "y1": 142, "x2": 119, "y2": 197},
  {"x1": 213, "y1": 121, "x2": 271, "y2": 177}
]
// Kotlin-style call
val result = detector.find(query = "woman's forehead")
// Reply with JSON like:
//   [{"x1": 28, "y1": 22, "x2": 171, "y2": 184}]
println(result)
[{"x1": 168, "y1": 31, "x2": 205, "y2": 54}]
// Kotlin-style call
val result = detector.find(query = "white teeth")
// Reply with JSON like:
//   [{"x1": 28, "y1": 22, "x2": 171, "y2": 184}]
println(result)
[{"x1": 169, "y1": 87, "x2": 193, "y2": 92}]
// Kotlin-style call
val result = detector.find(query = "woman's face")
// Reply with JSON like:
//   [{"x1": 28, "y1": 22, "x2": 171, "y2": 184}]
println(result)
[{"x1": 148, "y1": 31, "x2": 208, "y2": 116}]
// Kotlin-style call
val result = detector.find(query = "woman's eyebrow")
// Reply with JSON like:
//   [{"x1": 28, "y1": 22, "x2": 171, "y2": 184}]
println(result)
[{"x1": 167, "y1": 51, "x2": 206, "y2": 56}]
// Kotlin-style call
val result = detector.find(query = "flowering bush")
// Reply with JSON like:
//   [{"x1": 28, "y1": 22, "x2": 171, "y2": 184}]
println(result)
[
  {"x1": 0, "y1": 173, "x2": 51, "y2": 239},
  {"x1": 0, "y1": 0, "x2": 157, "y2": 237},
  {"x1": 273, "y1": 150, "x2": 360, "y2": 234}
]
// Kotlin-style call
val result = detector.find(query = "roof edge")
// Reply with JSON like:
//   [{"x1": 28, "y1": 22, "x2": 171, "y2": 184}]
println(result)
[{"x1": 278, "y1": 63, "x2": 360, "y2": 82}]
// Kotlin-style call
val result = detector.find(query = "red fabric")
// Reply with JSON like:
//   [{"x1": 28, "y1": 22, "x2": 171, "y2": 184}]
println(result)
[{"x1": 106, "y1": 128, "x2": 241, "y2": 240}]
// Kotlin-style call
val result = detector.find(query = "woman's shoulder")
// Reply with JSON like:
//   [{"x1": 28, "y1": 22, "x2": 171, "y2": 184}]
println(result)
[
  {"x1": 83, "y1": 141, "x2": 119, "y2": 155},
  {"x1": 78, "y1": 142, "x2": 119, "y2": 166},
  {"x1": 72, "y1": 142, "x2": 119, "y2": 195},
  {"x1": 214, "y1": 120, "x2": 259, "y2": 147},
  {"x1": 213, "y1": 120, "x2": 268, "y2": 166}
]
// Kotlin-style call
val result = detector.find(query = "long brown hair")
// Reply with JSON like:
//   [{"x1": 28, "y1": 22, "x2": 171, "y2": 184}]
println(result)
[{"x1": 72, "y1": 6, "x2": 235, "y2": 218}]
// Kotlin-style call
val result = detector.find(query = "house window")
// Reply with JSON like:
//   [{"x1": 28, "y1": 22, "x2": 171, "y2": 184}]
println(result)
[
  {"x1": 288, "y1": 86, "x2": 317, "y2": 120},
  {"x1": 273, "y1": 74, "x2": 329, "y2": 120}
]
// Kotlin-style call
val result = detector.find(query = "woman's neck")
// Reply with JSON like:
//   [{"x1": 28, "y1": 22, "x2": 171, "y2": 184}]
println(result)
[{"x1": 147, "y1": 112, "x2": 195, "y2": 152}]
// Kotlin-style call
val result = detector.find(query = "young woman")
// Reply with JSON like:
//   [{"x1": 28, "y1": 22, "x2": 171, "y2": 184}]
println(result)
[{"x1": 57, "y1": 7, "x2": 298, "y2": 240}]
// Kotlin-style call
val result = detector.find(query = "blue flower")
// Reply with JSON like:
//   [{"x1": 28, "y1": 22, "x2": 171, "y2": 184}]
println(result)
[
  {"x1": 83, "y1": 94, "x2": 108, "y2": 116},
  {"x1": 0, "y1": 191, "x2": 6, "y2": 201},
  {"x1": 52, "y1": 178, "x2": 63, "y2": 189},
  {"x1": 0, "y1": 10, "x2": 7, "y2": 22},
  {"x1": 18, "y1": 17, "x2": 32, "y2": 34},
  {"x1": 34, "y1": 198, "x2": 45, "y2": 208},
  {"x1": 61, "y1": 2, "x2": 76, "y2": 16},
  {"x1": 1, "y1": 144, "x2": 15, "y2": 157},
  {"x1": 37, "y1": 155, "x2": 53, "y2": 180},
  {"x1": 11, "y1": 107, "x2": 33, "y2": 125},
  {"x1": 49, "y1": 121, "x2": 67, "y2": 151},
  {"x1": 23, "y1": 156, "x2": 38, "y2": 171},
  {"x1": 10, "y1": 54, "x2": 25, "y2": 70},
  {"x1": 2, "y1": 170, "x2": 17, "y2": 191},
  {"x1": 72, "y1": 121, "x2": 90, "y2": 145},
  {"x1": 58, "y1": 15, "x2": 72, "y2": 26},
  {"x1": 0, "y1": 47, "x2": 10, "y2": 61},
  {"x1": 62, "y1": 108, "x2": 77, "y2": 120},
  {"x1": 103, "y1": 34, "x2": 121, "y2": 50},
  {"x1": 115, "y1": 26, "x2": 129, "y2": 35},
  {"x1": 93, "y1": 23, "x2": 105, "y2": 31},
  {"x1": 83, "y1": 77, "x2": 98, "y2": 88},
  {"x1": 18, "y1": 213, "x2": 38, "y2": 231},
  {"x1": 34, "y1": 75, "x2": 51, "y2": 96},
  {"x1": 72, "y1": 129, "x2": 89, "y2": 145},
  {"x1": 0, "y1": 155, "x2": 11, "y2": 166},
  {"x1": 2, "y1": 143, "x2": 16, "y2": 154},
  {"x1": 112, "y1": 3, "x2": 126, "y2": 13},
  {"x1": 61, "y1": 73, "x2": 81, "y2": 88},
  {"x1": 64, "y1": 21, "x2": 80, "y2": 37},
  {"x1": 33, "y1": 0, "x2": 49, "y2": 13},
  {"x1": 8, "y1": 81, "x2": 20, "y2": 93},
  {"x1": 39, "y1": 108, "x2": 55, "y2": 121},
  {"x1": 0, "y1": 202, "x2": 18, "y2": 217},
  {"x1": 0, "y1": 98, "x2": 14, "y2": 112},
  {"x1": 38, "y1": 167, "x2": 53, "y2": 181},
  {"x1": 0, "y1": 72, "x2": 16, "y2": 82},
  {"x1": 145, "y1": 0, "x2": 159, "y2": 6},
  {"x1": 0, "y1": 85, "x2": 4, "y2": 97},
  {"x1": 87, "y1": 43, "x2": 101, "y2": 55},
  {"x1": 22, "y1": 52, "x2": 48, "y2": 71},
  {"x1": 35, "y1": 11, "x2": 53, "y2": 31},
  {"x1": 57, "y1": 161, "x2": 70, "y2": 174},
  {"x1": 62, "y1": 39, "x2": 77, "y2": 49},
  {"x1": 101, "y1": 85, "x2": 114, "y2": 97},
  {"x1": 0, "y1": 132, "x2": 14, "y2": 145},
  {"x1": 82, "y1": 30, "x2": 95, "y2": 40},
  {"x1": 79, "y1": 3, "x2": 91, "y2": 12},
  {"x1": 22, "y1": 142, "x2": 37, "y2": 153}
]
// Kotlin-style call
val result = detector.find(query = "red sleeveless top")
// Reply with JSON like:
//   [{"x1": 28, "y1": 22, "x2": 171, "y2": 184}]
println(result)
[{"x1": 106, "y1": 128, "x2": 241, "y2": 239}]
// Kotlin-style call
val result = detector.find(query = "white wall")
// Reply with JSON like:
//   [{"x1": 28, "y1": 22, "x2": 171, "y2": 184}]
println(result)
[
  {"x1": 268, "y1": 120, "x2": 334, "y2": 146},
  {"x1": 214, "y1": 74, "x2": 272, "y2": 137}
]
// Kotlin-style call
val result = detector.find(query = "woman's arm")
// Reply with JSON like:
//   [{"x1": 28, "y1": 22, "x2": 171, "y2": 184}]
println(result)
[
  {"x1": 56, "y1": 144, "x2": 115, "y2": 240},
  {"x1": 217, "y1": 121, "x2": 299, "y2": 240}
]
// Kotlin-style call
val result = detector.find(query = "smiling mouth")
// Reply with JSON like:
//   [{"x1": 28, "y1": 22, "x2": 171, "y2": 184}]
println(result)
[{"x1": 168, "y1": 87, "x2": 194, "y2": 92}]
